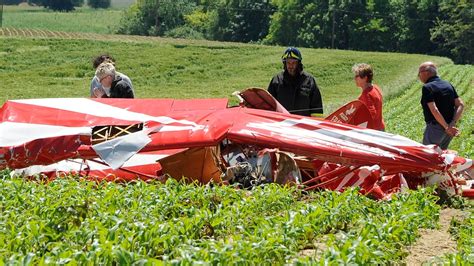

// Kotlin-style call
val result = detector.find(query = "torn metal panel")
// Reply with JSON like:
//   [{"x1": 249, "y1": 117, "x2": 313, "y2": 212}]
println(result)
[{"x1": 158, "y1": 147, "x2": 222, "y2": 184}]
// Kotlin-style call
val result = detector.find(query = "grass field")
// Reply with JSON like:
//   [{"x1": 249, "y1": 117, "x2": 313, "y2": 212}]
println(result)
[
  {"x1": 0, "y1": 35, "x2": 452, "y2": 111},
  {"x1": 0, "y1": 28, "x2": 473, "y2": 264},
  {"x1": 2, "y1": 5, "x2": 124, "y2": 34}
]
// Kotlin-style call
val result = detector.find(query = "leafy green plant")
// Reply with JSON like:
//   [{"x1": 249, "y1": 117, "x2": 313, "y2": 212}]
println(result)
[{"x1": 0, "y1": 174, "x2": 443, "y2": 264}]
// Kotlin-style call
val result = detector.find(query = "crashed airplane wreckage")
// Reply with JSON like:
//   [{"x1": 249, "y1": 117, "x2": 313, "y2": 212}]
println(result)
[{"x1": 0, "y1": 88, "x2": 472, "y2": 199}]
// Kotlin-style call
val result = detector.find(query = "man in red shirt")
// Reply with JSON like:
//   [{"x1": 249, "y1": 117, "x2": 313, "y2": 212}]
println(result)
[{"x1": 352, "y1": 63, "x2": 385, "y2": 131}]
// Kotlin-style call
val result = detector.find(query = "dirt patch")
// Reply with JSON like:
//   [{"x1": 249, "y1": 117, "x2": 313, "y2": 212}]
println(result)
[
  {"x1": 405, "y1": 208, "x2": 467, "y2": 265},
  {"x1": 297, "y1": 242, "x2": 327, "y2": 260}
]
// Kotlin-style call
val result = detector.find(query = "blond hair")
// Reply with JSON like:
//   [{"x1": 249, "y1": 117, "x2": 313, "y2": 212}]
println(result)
[{"x1": 352, "y1": 63, "x2": 374, "y2": 83}]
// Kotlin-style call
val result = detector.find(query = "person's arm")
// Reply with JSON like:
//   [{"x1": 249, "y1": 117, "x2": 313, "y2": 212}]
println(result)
[
  {"x1": 267, "y1": 76, "x2": 278, "y2": 98},
  {"x1": 92, "y1": 87, "x2": 106, "y2": 98},
  {"x1": 116, "y1": 82, "x2": 134, "y2": 98},
  {"x1": 127, "y1": 86, "x2": 135, "y2": 98},
  {"x1": 119, "y1": 73, "x2": 134, "y2": 94},
  {"x1": 427, "y1": 102, "x2": 458, "y2": 136},
  {"x1": 310, "y1": 79, "x2": 323, "y2": 114},
  {"x1": 450, "y1": 97, "x2": 464, "y2": 126},
  {"x1": 366, "y1": 105, "x2": 377, "y2": 120},
  {"x1": 360, "y1": 92, "x2": 377, "y2": 120},
  {"x1": 90, "y1": 77, "x2": 100, "y2": 98}
]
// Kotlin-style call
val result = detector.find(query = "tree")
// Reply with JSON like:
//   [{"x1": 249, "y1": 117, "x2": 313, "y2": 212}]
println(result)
[
  {"x1": 165, "y1": 6, "x2": 210, "y2": 39},
  {"x1": 388, "y1": 0, "x2": 441, "y2": 54},
  {"x1": 28, "y1": 0, "x2": 84, "y2": 11},
  {"x1": 431, "y1": 0, "x2": 474, "y2": 64},
  {"x1": 45, "y1": 0, "x2": 74, "y2": 11},
  {"x1": 117, "y1": 0, "x2": 196, "y2": 36},
  {"x1": 345, "y1": 0, "x2": 395, "y2": 51},
  {"x1": 264, "y1": 0, "x2": 307, "y2": 46},
  {"x1": 330, "y1": 0, "x2": 369, "y2": 50},
  {"x1": 72, "y1": 0, "x2": 83, "y2": 6},
  {"x1": 209, "y1": 0, "x2": 273, "y2": 43},
  {"x1": 4, "y1": 0, "x2": 24, "y2": 4},
  {"x1": 88, "y1": 0, "x2": 110, "y2": 9},
  {"x1": 115, "y1": 0, "x2": 471, "y2": 62}
]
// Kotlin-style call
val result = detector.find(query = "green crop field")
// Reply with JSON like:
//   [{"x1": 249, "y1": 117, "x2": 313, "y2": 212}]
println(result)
[
  {"x1": 0, "y1": 177, "x2": 446, "y2": 264},
  {"x1": 0, "y1": 27, "x2": 473, "y2": 264}
]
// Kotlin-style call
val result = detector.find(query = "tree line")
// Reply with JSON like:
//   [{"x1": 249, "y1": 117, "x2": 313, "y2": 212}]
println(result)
[
  {"x1": 4, "y1": 0, "x2": 111, "y2": 10},
  {"x1": 4, "y1": 0, "x2": 471, "y2": 63},
  {"x1": 116, "y1": 0, "x2": 473, "y2": 64}
]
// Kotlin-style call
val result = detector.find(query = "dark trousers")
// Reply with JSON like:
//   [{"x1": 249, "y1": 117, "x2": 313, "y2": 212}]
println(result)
[{"x1": 422, "y1": 122, "x2": 453, "y2": 150}]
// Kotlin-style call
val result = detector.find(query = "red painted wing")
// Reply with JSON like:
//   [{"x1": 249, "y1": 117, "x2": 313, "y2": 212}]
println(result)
[{"x1": 325, "y1": 100, "x2": 374, "y2": 128}]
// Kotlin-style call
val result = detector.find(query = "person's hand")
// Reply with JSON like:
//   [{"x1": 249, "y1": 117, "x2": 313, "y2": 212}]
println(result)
[
  {"x1": 93, "y1": 87, "x2": 105, "y2": 98},
  {"x1": 445, "y1": 126, "x2": 460, "y2": 137}
]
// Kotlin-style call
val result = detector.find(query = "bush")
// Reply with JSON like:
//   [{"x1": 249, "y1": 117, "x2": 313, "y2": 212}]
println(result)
[
  {"x1": 72, "y1": 0, "x2": 84, "y2": 7},
  {"x1": 164, "y1": 25, "x2": 205, "y2": 40}
]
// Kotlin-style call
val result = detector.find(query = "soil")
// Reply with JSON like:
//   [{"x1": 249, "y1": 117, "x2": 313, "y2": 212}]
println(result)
[
  {"x1": 296, "y1": 208, "x2": 469, "y2": 264},
  {"x1": 404, "y1": 208, "x2": 468, "y2": 265}
]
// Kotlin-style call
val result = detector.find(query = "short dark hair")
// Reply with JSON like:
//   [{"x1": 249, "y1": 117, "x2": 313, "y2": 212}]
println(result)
[{"x1": 92, "y1": 54, "x2": 115, "y2": 69}]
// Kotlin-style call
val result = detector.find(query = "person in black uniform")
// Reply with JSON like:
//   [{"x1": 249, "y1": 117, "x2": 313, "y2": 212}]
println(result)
[
  {"x1": 419, "y1": 61, "x2": 464, "y2": 149},
  {"x1": 267, "y1": 47, "x2": 323, "y2": 116}
]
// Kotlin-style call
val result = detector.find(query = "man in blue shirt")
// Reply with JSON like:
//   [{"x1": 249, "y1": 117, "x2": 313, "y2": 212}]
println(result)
[{"x1": 419, "y1": 62, "x2": 464, "y2": 149}]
